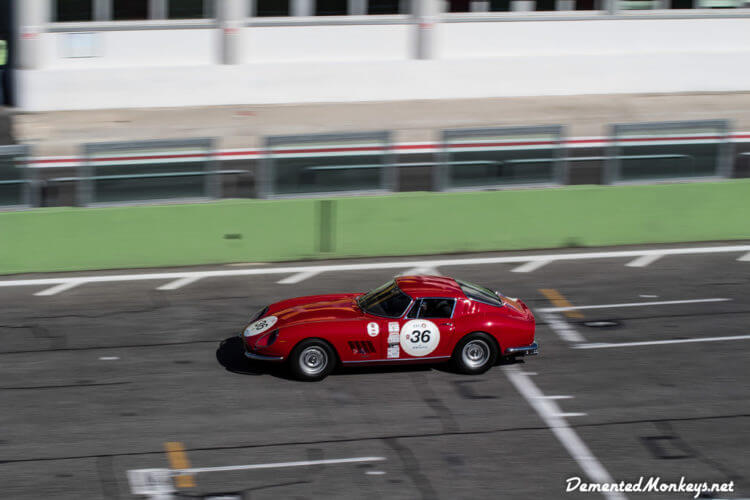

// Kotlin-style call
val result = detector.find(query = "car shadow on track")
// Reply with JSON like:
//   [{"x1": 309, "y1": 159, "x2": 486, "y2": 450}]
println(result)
[{"x1": 216, "y1": 336, "x2": 525, "y2": 381}]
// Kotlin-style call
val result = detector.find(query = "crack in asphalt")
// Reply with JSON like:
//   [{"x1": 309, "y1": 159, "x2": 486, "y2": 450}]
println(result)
[{"x1": 2, "y1": 412, "x2": 749, "y2": 466}]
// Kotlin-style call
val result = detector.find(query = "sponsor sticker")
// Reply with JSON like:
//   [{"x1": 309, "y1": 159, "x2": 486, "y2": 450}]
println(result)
[
  {"x1": 367, "y1": 322, "x2": 380, "y2": 337},
  {"x1": 400, "y1": 319, "x2": 440, "y2": 357},
  {"x1": 387, "y1": 332, "x2": 400, "y2": 358},
  {"x1": 243, "y1": 315, "x2": 278, "y2": 337},
  {"x1": 388, "y1": 322, "x2": 400, "y2": 333}
]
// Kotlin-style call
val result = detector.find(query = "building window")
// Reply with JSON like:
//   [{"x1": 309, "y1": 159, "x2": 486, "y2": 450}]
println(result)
[
  {"x1": 113, "y1": 0, "x2": 149, "y2": 20},
  {"x1": 368, "y1": 0, "x2": 403, "y2": 13},
  {"x1": 169, "y1": 0, "x2": 207, "y2": 18},
  {"x1": 55, "y1": 0, "x2": 94, "y2": 22},
  {"x1": 489, "y1": 0, "x2": 511, "y2": 10},
  {"x1": 257, "y1": 0, "x2": 291, "y2": 16},
  {"x1": 316, "y1": 0, "x2": 348, "y2": 15}
]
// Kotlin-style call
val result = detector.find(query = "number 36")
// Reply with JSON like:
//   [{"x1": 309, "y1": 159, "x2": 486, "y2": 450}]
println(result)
[{"x1": 410, "y1": 330, "x2": 431, "y2": 343}]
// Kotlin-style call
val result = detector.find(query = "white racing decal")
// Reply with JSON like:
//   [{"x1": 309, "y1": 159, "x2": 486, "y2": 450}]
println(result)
[
  {"x1": 244, "y1": 315, "x2": 278, "y2": 337},
  {"x1": 367, "y1": 322, "x2": 380, "y2": 337},
  {"x1": 388, "y1": 322, "x2": 399, "y2": 333},
  {"x1": 387, "y1": 332, "x2": 400, "y2": 358},
  {"x1": 400, "y1": 320, "x2": 440, "y2": 357}
]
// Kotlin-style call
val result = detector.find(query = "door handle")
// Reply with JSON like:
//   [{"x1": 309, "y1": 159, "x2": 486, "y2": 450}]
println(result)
[{"x1": 441, "y1": 322, "x2": 454, "y2": 327}]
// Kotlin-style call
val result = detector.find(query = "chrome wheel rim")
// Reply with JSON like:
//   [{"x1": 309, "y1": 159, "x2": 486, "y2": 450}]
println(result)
[
  {"x1": 299, "y1": 346, "x2": 328, "y2": 376},
  {"x1": 462, "y1": 339, "x2": 490, "y2": 369}
]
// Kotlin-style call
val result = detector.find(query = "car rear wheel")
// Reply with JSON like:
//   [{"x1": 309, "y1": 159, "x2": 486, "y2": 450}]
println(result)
[
  {"x1": 289, "y1": 339, "x2": 336, "y2": 381},
  {"x1": 452, "y1": 333, "x2": 498, "y2": 375}
]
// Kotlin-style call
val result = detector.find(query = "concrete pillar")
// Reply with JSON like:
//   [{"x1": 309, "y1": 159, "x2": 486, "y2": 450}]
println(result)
[
  {"x1": 413, "y1": 0, "x2": 441, "y2": 60},
  {"x1": 349, "y1": 0, "x2": 368, "y2": 14},
  {"x1": 150, "y1": 0, "x2": 168, "y2": 19},
  {"x1": 14, "y1": 0, "x2": 49, "y2": 70},
  {"x1": 94, "y1": 0, "x2": 112, "y2": 21},
  {"x1": 217, "y1": 0, "x2": 245, "y2": 64},
  {"x1": 291, "y1": 0, "x2": 314, "y2": 16},
  {"x1": 470, "y1": 1, "x2": 490, "y2": 11}
]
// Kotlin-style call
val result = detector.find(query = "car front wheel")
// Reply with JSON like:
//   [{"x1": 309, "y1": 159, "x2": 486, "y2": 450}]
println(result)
[
  {"x1": 452, "y1": 333, "x2": 498, "y2": 375},
  {"x1": 289, "y1": 339, "x2": 336, "y2": 381}
]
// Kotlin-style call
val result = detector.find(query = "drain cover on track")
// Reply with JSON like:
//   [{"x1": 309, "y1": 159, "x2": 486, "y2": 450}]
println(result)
[{"x1": 583, "y1": 320, "x2": 621, "y2": 328}]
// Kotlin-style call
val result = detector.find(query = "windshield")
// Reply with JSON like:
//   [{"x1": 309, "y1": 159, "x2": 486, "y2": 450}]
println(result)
[
  {"x1": 358, "y1": 280, "x2": 412, "y2": 318},
  {"x1": 456, "y1": 279, "x2": 504, "y2": 307}
]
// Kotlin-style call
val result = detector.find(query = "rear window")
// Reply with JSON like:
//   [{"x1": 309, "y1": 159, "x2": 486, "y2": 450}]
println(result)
[
  {"x1": 358, "y1": 280, "x2": 412, "y2": 318},
  {"x1": 457, "y1": 279, "x2": 504, "y2": 307}
]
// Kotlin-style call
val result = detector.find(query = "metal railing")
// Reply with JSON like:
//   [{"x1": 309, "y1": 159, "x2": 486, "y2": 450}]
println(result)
[{"x1": 0, "y1": 119, "x2": 744, "y2": 209}]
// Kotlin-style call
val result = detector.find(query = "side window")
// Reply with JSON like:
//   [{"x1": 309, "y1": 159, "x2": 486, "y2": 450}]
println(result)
[{"x1": 418, "y1": 298, "x2": 455, "y2": 319}]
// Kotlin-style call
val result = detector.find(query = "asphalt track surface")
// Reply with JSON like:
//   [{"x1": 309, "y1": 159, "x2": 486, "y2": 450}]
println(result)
[{"x1": 1, "y1": 242, "x2": 750, "y2": 499}]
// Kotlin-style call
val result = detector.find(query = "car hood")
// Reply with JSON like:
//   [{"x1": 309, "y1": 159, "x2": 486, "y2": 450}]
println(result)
[{"x1": 268, "y1": 293, "x2": 363, "y2": 328}]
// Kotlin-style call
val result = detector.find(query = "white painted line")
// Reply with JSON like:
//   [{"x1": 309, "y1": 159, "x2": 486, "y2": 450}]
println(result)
[
  {"x1": 538, "y1": 395, "x2": 575, "y2": 400},
  {"x1": 99, "y1": 356, "x2": 120, "y2": 361},
  {"x1": 34, "y1": 281, "x2": 83, "y2": 296},
  {"x1": 542, "y1": 312, "x2": 586, "y2": 343},
  {"x1": 574, "y1": 334, "x2": 750, "y2": 349},
  {"x1": 503, "y1": 366, "x2": 626, "y2": 500},
  {"x1": 400, "y1": 266, "x2": 441, "y2": 276},
  {"x1": 365, "y1": 471, "x2": 386, "y2": 475},
  {"x1": 625, "y1": 254, "x2": 663, "y2": 268},
  {"x1": 512, "y1": 260, "x2": 551, "y2": 273},
  {"x1": 639, "y1": 294, "x2": 658, "y2": 298},
  {"x1": 277, "y1": 270, "x2": 322, "y2": 284},
  {"x1": 2, "y1": 244, "x2": 749, "y2": 291},
  {"x1": 739, "y1": 252, "x2": 750, "y2": 261},
  {"x1": 539, "y1": 298, "x2": 730, "y2": 313},
  {"x1": 178, "y1": 456, "x2": 385, "y2": 475},
  {"x1": 555, "y1": 412, "x2": 588, "y2": 418},
  {"x1": 157, "y1": 275, "x2": 204, "y2": 291}
]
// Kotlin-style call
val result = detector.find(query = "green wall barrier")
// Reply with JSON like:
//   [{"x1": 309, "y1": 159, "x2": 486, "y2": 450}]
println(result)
[{"x1": 1, "y1": 180, "x2": 749, "y2": 274}]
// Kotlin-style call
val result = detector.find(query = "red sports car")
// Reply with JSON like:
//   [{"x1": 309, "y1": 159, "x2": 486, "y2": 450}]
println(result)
[{"x1": 241, "y1": 276, "x2": 537, "y2": 381}]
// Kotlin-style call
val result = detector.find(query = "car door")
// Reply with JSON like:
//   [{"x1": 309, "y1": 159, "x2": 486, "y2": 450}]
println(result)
[{"x1": 385, "y1": 298, "x2": 457, "y2": 360}]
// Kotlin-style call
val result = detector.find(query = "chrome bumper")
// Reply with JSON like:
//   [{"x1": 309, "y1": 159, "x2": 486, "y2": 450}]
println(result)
[
  {"x1": 506, "y1": 342, "x2": 539, "y2": 356},
  {"x1": 244, "y1": 350, "x2": 284, "y2": 362}
]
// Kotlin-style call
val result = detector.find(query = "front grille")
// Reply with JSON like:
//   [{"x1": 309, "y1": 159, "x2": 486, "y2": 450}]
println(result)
[{"x1": 348, "y1": 340, "x2": 375, "y2": 355}]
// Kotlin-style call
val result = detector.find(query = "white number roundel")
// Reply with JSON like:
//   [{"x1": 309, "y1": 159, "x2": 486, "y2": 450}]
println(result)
[
  {"x1": 244, "y1": 315, "x2": 278, "y2": 337},
  {"x1": 400, "y1": 320, "x2": 440, "y2": 357}
]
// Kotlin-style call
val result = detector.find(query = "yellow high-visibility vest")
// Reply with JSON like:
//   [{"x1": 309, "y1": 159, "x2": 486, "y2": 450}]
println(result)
[{"x1": 0, "y1": 40, "x2": 7, "y2": 66}]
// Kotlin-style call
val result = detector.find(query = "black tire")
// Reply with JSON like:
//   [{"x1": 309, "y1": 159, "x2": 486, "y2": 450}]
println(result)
[
  {"x1": 289, "y1": 339, "x2": 336, "y2": 381},
  {"x1": 452, "y1": 333, "x2": 498, "y2": 375}
]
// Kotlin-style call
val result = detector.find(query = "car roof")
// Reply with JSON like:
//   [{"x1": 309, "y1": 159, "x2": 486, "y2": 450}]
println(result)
[{"x1": 395, "y1": 276, "x2": 464, "y2": 299}]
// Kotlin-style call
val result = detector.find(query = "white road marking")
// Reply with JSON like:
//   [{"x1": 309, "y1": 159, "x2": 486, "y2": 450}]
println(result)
[
  {"x1": 2, "y1": 244, "x2": 748, "y2": 292},
  {"x1": 539, "y1": 297, "x2": 730, "y2": 313},
  {"x1": 625, "y1": 254, "x2": 663, "y2": 268},
  {"x1": 512, "y1": 260, "x2": 551, "y2": 273},
  {"x1": 538, "y1": 395, "x2": 575, "y2": 400},
  {"x1": 739, "y1": 252, "x2": 750, "y2": 261},
  {"x1": 178, "y1": 456, "x2": 385, "y2": 475},
  {"x1": 399, "y1": 266, "x2": 441, "y2": 276},
  {"x1": 277, "y1": 270, "x2": 322, "y2": 284},
  {"x1": 503, "y1": 366, "x2": 626, "y2": 500},
  {"x1": 639, "y1": 294, "x2": 658, "y2": 298},
  {"x1": 555, "y1": 412, "x2": 588, "y2": 418},
  {"x1": 574, "y1": 334, "x2": 750, "y2": 349},
  {"x1": 34, "y1": 280, "x2": 83, "y2": 296},
  {"x1": 157, "y1": 275, "x2": 205, "y2": 291},
  {"x1": 542, "y1": 312, "x2": 586, "y2": 343},
  {"x1": 99, "y1": 356, "x2": 120, "y2": 361},
  {"x1": 365, "y1": 471, "x2": 386, "y2": 475}
]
